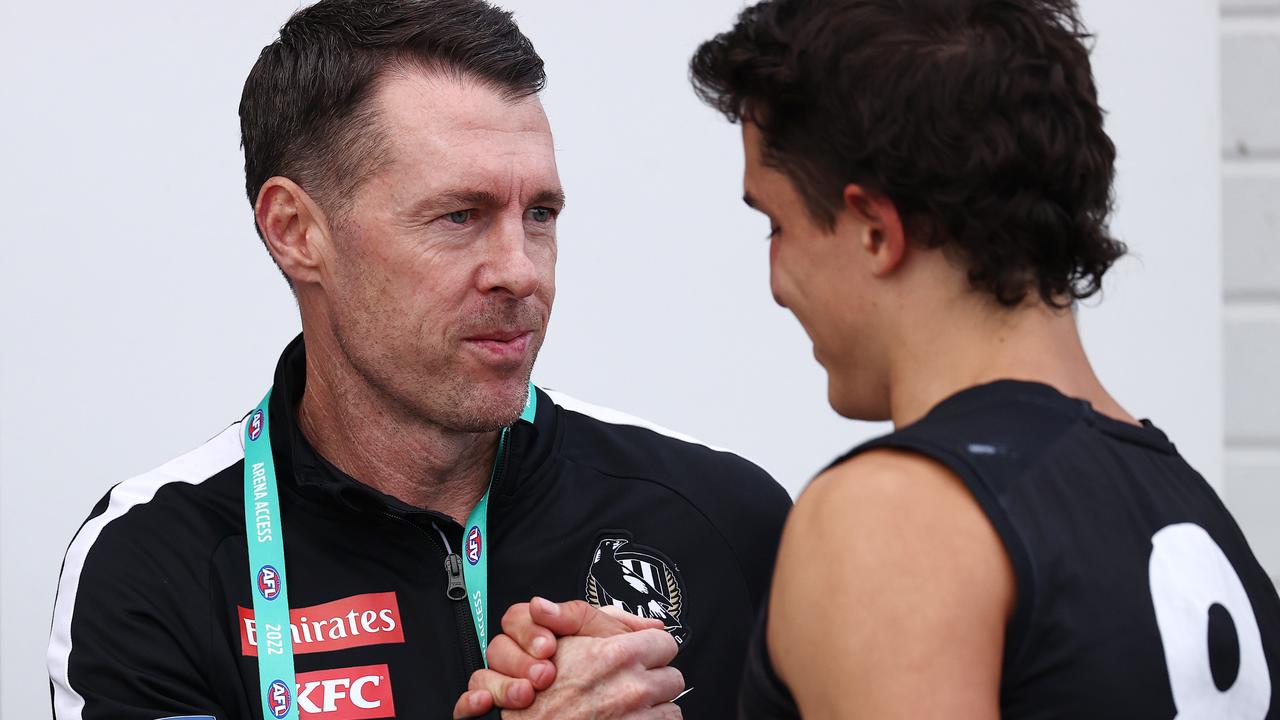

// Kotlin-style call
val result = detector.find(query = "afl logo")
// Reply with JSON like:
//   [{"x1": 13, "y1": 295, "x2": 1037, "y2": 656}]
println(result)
[
  {"x1": 257, "y1": 565, "x2": 282, "y2": 601},
  {"x1": 248, "y1": 410, "x2": 264, "y2": 442},
  {"x1": 267, "y1": 678, "x2": 291, "y2": 718},
  {"x1": 466, "y1": 526, "x2": 483, "y2": 566}
]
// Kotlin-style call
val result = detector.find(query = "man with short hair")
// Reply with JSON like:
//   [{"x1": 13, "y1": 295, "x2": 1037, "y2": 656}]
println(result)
[
  {"x1": 47, "y1": 2, "x2": 789, "y2": 718},
  {"x1": 467, "y1": 0, "x2": 1280, "y2": 717}
]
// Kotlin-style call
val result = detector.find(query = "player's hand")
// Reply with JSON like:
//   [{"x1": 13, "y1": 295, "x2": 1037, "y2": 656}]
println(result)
[
  {"x1": 456, "y1": 632, "x2": 684, "y2": 719},
  {"x1": 453, "y1": 597, "x2": 676, "y2": 719},
  {"x1": 507, "y1": 597, "x2": 665, "y2": 668}
]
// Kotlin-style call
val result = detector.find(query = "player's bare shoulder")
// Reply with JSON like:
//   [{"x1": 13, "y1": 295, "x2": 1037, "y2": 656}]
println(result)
[
  {"x1": 769, "y1": 448, "x2": 1014, "y2": 717},
  {"x1": 799, "y1": 448, "x2": 978, "y2": 525}
]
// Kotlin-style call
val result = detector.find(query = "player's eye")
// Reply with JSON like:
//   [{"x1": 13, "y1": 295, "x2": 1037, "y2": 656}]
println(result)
[
  {"x1": 447, "y1": 210, "x2": 472, "y2": 224},
  {"x1": 529, "y1": 207, "x2": 556, "y2": 223}
]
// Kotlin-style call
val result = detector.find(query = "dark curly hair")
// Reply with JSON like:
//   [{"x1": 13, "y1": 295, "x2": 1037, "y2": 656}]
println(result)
[{"x1": 690, "y1": 0, "x2": 1125, "y2": 307}]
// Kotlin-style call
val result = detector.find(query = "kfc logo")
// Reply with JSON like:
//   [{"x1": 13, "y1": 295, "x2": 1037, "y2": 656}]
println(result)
[
  {"x1": 241, "y1": 592, "x2": 405, "y2": 656},
  {"x1": 248, "y1": 409, "x2": 265, "y2": 441},
  {"x1": 294, "y1": 665, "x2": 395, "y2": 719},
  {"x1": 267, "y1": 678, "x2": 291, "y2": 718},
  {"x1": 466, "y1": 525, "x2": 483, "y2": 566},
  {"x1": 257, "y1": 565, "x2": 282, "y2": 601}
]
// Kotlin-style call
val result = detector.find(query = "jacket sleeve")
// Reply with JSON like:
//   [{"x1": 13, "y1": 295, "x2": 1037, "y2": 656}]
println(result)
[
  {"x1": 718, "y1": 457, "x2": 793, "y2": 612},
  {"x1": 48, "y1": 492, "x2": 230, "y2": 720}
]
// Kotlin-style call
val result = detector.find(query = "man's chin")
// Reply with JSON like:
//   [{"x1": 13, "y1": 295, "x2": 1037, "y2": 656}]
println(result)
[{"x1": 440, "y1": 373, "x2": 533, "y2": 432}]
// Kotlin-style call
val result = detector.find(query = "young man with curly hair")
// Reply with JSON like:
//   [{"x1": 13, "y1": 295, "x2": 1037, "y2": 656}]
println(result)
[{"x1": 464, "y1": 1, "x2": 1280, "y2": 718}]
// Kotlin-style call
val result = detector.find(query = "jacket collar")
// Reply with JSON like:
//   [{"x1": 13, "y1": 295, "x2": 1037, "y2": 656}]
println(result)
[{"x1": 265, "y1": 333, "x2": 556, "y2": 519}]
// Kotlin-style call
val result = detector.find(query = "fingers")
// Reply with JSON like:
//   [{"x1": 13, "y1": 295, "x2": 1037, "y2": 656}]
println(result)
[
  {"x1": 530, "y1": 597, "x2": 634, "y2": 638},
  {"x1": 528, "y1": 597, "x2": 598, "y2": 636},
  {"x1": 613, "y1": 627, "x2": 680, "y2": 670},
  {"x1": 503, "y1": 597, "x2": 660, "y2": 651},
  {"x1": 599, "y1": 605, "x2": 666, "y2": 632},
  {"x1": 586, "y1": 656, "x2": 683, "y2": 710},
  {"x1": 619, "y1": 703, "x2": 684, "y2": 720},
  {"x1": 451, "y1": 689, "x2": 493, "y2": 719},
  {"x1": 465, "y1": 668, "x2": 535, "y2": 710},
  {"x1": 485, "y1": 634, "x2": 557, "y2": 691},
  {"x1": 639, "y1": 666, "x2": 685, "y2": 708},
  {"x1": 501, "y1": 602, "x2": 558, "y2": 660},
  {"x1": 494, "y1": 632, "x2": 682, "y2": 720}
]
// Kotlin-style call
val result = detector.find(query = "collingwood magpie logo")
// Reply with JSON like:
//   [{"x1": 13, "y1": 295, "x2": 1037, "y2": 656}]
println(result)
[{"x1": 585, "y1": 536, "x2": 688, "y2": 646}]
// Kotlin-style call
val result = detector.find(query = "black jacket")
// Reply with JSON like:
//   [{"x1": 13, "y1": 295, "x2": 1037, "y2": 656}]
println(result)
[{"x1": 49, "y1": 335, "x2": 791, "y2": 719}]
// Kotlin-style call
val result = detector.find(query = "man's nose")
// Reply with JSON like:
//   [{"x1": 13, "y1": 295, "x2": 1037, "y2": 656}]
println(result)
[{"x1": 477, "y1": 217, "x2": 539, "y2": 298}]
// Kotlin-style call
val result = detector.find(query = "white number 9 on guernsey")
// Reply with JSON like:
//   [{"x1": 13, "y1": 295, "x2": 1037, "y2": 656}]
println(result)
[{"x1": 1149, "y1": 523, "x2": 1271, "y2": 719}]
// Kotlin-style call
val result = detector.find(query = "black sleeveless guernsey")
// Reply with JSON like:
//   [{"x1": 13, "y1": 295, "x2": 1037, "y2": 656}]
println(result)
[{"x1": 740, "y1": 380, "x2": 1280, "y2": 719}]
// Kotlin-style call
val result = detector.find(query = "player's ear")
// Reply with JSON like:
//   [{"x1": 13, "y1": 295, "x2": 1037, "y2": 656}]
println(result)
[
  {"x1": 255, "y1": 177, "x2": 334, "y2": 286},
  {"x1": 843, "y1": 184, "x2": 906, "y2": 277}
]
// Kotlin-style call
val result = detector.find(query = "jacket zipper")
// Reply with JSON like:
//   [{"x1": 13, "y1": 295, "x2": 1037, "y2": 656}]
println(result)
[
  {"x1": 380, "y1": 513, "x2": 486, "y2": 675},
  {"x1": 433, "y1": 522, "x2": 485, "y2": 673},
  {"x1": 376, "y1": 434, "x2": 513, "y2": 679}
]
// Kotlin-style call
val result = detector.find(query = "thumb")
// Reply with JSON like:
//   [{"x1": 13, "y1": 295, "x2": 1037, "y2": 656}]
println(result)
[
  {"x1": 599, "y1": 605, "x2": 665, "y2": 632},
  {"x1": 530, "y1": 597, "x2": 634, "y2": 638}
]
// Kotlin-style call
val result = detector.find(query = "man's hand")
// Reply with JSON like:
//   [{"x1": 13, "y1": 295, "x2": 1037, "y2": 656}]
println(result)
[{"x1": 453, "y1": 597, "x2": 683, "y2": 719}]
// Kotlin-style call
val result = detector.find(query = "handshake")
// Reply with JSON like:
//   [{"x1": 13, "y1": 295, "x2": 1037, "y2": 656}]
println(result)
[{"x1": 453, "y1": 598, "x2": 686, "y2": 719}]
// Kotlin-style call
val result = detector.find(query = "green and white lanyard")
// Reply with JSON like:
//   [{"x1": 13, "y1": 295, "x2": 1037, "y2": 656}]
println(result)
[{"x1": 243, "y1": 384, "x2": 537, "y2": 719}]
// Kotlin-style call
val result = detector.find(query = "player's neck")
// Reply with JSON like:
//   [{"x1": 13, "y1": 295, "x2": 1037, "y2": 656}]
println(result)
[
  {"x1": 886, "y1": 296, "x2": 1139, "y2": 429},
  {"x1": 295, "y1": 331, "x2": 498, "y2": 524}
]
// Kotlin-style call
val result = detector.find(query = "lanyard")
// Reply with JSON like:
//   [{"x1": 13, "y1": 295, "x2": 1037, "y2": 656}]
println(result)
[
  {"x1": 243, "y1": 383, "x2": 537, "y2": 718},
  {"x1": 463, "y1": 384, "x2": 537, "y2": 666}
]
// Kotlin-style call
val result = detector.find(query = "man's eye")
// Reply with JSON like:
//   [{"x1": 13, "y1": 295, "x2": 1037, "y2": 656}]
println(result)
[
  {"x1": 529, "y1": 207, "x2": 555, "y2": 223},
  {"x1": 447, "y1": 210, "x2": 471, "y2": 224}
]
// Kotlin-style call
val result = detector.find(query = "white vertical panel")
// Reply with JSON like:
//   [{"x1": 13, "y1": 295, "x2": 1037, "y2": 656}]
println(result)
[{"x1": 1221, "y1": 2, "x2": 1280, "y2": 583}]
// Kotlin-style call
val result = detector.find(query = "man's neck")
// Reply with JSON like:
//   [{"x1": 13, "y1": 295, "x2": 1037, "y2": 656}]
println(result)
[
  {"x1": 885, "y1": 293, "x2": 1139, "y2": 430},
  {"x1": 295, "y1": 335, "x2": 500, "y2": 524}
]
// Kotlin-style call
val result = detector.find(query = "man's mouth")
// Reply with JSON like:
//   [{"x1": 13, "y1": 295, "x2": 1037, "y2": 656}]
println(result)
[
  {"x1": 465, "y1": 329, "x2": 530, "y2": 343},
  {"x1": 462, "y1": 330, "x2": 535, "y2": 365}
]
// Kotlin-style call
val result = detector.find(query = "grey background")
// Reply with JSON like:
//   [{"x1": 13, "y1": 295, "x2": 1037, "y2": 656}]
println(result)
[{"x1": 1, "y1": 1, "x2": 1230, "y2": 718}]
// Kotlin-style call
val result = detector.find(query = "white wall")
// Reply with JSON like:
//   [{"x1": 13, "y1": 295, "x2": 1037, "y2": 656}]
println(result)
[
  {"x1": 1220, "y1": 0, "x2": 1280, "y2": 582},
  {"x1": 0, "y1": 1, "x2": 1222, "y2": 718}
]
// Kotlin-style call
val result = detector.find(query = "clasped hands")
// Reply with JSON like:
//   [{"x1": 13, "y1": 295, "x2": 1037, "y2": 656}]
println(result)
[{"x1": 453, "y1": 598, "x2": 685, "y2": 719}]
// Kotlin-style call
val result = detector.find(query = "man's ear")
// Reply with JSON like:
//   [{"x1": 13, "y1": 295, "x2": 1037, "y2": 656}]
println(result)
[
  {"x1": 254, "y1": 177, "x2": 333, "y2": 286},
  {"x1": 843, "y1": 184, "x2": 907, "y2": 278}
]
